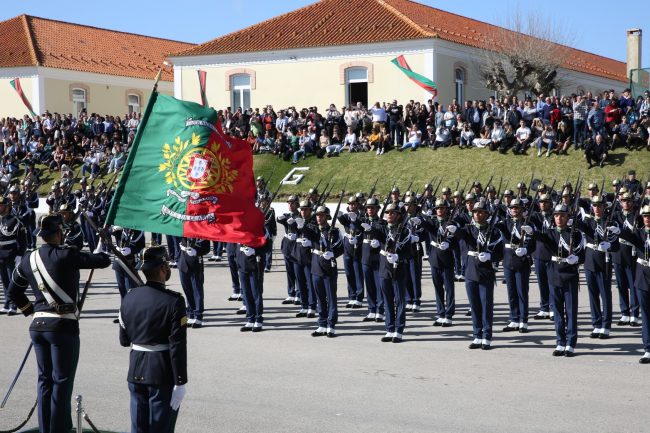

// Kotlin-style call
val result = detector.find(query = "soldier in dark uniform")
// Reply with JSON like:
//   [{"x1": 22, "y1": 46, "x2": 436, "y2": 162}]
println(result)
[
  {"x1": 366, "y1": 203, "x2": 413, "y2": 343},
  {"x1": 8, "y1": 214, "x2": 111, "y2": 433},
  {"x1": 225, "y1": 242, "x2": 242, "y2": 306},
  {"x1": 496, "y1": 199, "x2": 535, "y2": 333},
  {"x1": 577, "y1": 196, "x2": 621, "y2": 339},
  {"x1": 237, "y1": 232, "x2": 271, "y2": 332},
  {"x1": 307, "y1": 187, "x2": 319, "y2": 209},
  {"x1": 338, "y1": 196, "x2": 365, "y2": 309},
  {"x1": 534, "y1": 204, "x2": 584, "y2": 356},
  {"x1": 303, "y1": 206, "x2": 344, "y2": 338},
  {"x1": 293, "y1": 201, "x2": 317, "y2": 318},
  {"x1": 612, "y1": 193, "x2": 643, "y2": 326},
  {"x1": 59, "y1": 203, "x2": 84, "y2": 250},
  {"x1": 359, "y1": 198, "x2": 385, "y2": 322},
  {"x1": 455, "y1": 200, "x2": 504, "y2": 349},
  {"x1": 452, "y1": 193, "x2": 477, "y2": 282},
  {"x1": 178, "y1": 238, "x2": 210, "y2": 328},
  {"x1": 277, "y1": 195, "x2": 300, "y2": 304},
  {"x1": 404, "y1": 197, "x2": 424, "y2": 312},
  {"x1": 259, "y1": 193, "x2": 277, "y2": 272},
  {"x1": 78, "y1": 185, "x2": 101, "y2": 252},
  {"x1": 45, "y1": 183, "x2": 63, "y2": 213},
  {"x1": 529, "y1": 193, "x2": 555, "y2": 320},
  {"x1": 623, "y1": 170, "x2": 642, "y2": 196},
  {"x1": 255, "y1": 175, "x2": 269, "y2": 200},
  {"x1": 422, "y1": 199, "x2": 458, "y2": 326},
  {"x1": 618, "y1": 205, "x2": 650, "y2": 363},
  {"x1": 119, "y1": 245, "x2": 188, "y2": 432},
  {"x1": 0, "y1": 196, "x2": 26, "y2": 315},
  {"x1": 22, "y1": 179, "x2": 40, "y2": 250},
  {"x1": 112, "y1": 227, "x2": 146, "y2": 299}
]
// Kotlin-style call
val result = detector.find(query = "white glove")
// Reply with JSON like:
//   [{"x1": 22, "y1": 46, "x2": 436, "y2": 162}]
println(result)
[
  {"x1": 86, "y1": 211, "x2": 94, "y2": 218},
  {"x1": 606, "y1": 226, "x2": 620, "y2": 235},
  {"x1": 348, "y1": 236, "x2": 358, "y2": 245},
  {"x1": 121, "y1": 247, "x2": 132, "y2": 256},
  {"x1": 295, "y1": 217, "x2": 304, "y2": 229},
  {"x1": 287, "y1": 217, "x2": 296, "y2": 225},
  {"x1": 14, "y1": 256, "x2": 22, "y2": 266},
  {"x1": 521, "y1": 225, "x2": 533, "y2": 235},
  {"x1": 387, "y1": 253, "x2": 399, "y2": 264},
  {"x1": 322, "y1": 251, "x2": 334, "y2": 260},
  {"x1": 478, "y1": 252, "x2": 491, "y2": 262},
  {"x1": 410, "y1": 234, "x2": 420, "y2": 243},
  {"x1": 439, "y1": 241, "x2": 449, "y2": 251},
  {"x1": 361, "y1": 223, "x2": 372, "y2": 232},
  {"x1": 370, "y1": 239, "x2": 380, "y2": 248},
  {"x1": 243, "y1": 246, "x2": 255, "y2": 257},
  {"x1": 300, "y1": 238, "x2": 312, "y2": 248},
  {"x1": 426, "y1": 209, "x2": 433, "y2": 216},
  {"x1": 493, "y1": 199, "x2": 500, "y2": 205},
  {"x1": 337, "y1": 210, "x2": 344, "y2": 218},
  {"x1": 446, "y1": 225, "x2": 457, "y2": 235},
  {"x1": 410, "y1": 217, "x2": 422, "y2": 226},
  {"x1": 567, "y1": 218, "x2": 573, "y2": 227},
  {"x1": 348, "y1": 212, "x2": 357, "y2": 222},
  {"x1": 93, "y1": 240, "x2": 104, "y2": 254},
  {"x1": 515, "y1": 247, "x2": 527, "y2": 257},
  {"x1": 286, "y1": 233, "x2": 297, "y2": 241},
  {"x1": 170, "y1": 384, "x2": 186, "y2": 411},
  {"x1": 277, "y1": 214, "x2": 287, "y2": 221},
  {"x1": 112, "y1": 225, "x2": 123, "y2": 231},
  {"x1": 598, "y1": 241, "x2": 611, "y2": 252},
  {"x1": 186, "y1": 248, "x2": 197, "y2": 257},
  {"x1": 566, "y1": 254, "x2": 579, "y2": 265}
]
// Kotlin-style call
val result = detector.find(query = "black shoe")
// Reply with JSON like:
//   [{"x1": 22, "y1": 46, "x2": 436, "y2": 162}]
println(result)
[
  {"x1": 295, "y1": 312, "x2": 307, "y2": 318},
  {"x1": 433, "y1": 321, "x2": 443, "y2": 327},
  {"x1": 468, "y1": 342, "x2": 482, "y2": 349},
  {"x1": 236, "y1": 308, "x2": 246, "y2": 315},
  {"x1": 240, "y1": 325, "x2": 253, "y2": 332},
  {"x1": 465, "y1": 310, "x2": 472, "y2": 317},
  {"x1": 252, "y1": 326, "x2": 263, "y2": 333},
  {"x1": 345, "y1": 303, "x2": 353, "y2": 309},
  {"x1": 228, "y1": 295, "x2": 240, "y2": 301},
  {"x1": 362, "y1": 316, "x2": 375, "y2": 322},
  {"x1": 441, "y1": 322, "x2": 453, "y2": 328},
  {"x1": 307, "y1": 312, "x2": 316, "y2": 318},
  {"x1": 112, "y1": 318, "x2": 120, "y2": 324},
  {"x1": 326, "y1": 332, "x2": 336, "y2": 338},
  {"x1": 502, "y1": 325, "x2": 518, "y2": 332},
  {"x1": 381, "y1": 335, "x2": 393, "y2": 343},
  {"x1": 599, "y1": 333, "x2": 610, "y2": 339},
  {"x1": 264, "y1": 269, "x2": 271, "y2": 273},
  {"x1": 293, "y1": 300, "x2": 301, "y2": 305},
  {"x1": 192, "y1": 321, "x2": 203, "y2": 329},
  {"x1": 518, "y1": 327, "x2": 528, "y2": 334},
  {"x1": 639, "y1": 357, "x2": 650, "y2": 364},
  {"x1": 311, "y1": 330, "x2": 326, "y2": 337},
  {"x1": 375, "y1": 316, "x2": 384, "y2": 323},
  {"x1": 564, "y1": 351, "x2": 575, "y2": 358},
  {"x1": 552, "y1": 349, "x2": 565, "y2": 357},
  {"x1": 589, "y1": 332, "x2": 600, "y2": 339},
  {"x1": 533, "y1": 313, "x2": 549, "y2": 320},
  {"x1": 281, "y1": 299, "x2": 294, "y2": 305},
  {"x1": 617, "y1": 320, "x2": 628, "y2": 326},
  {"x1": 351, "y1": 303, "x2": 362, "y2": 309},
  {"x1": 630, "y1": 321, "x2": 642, "y2": 327},
  {"x1": 481, "y1": 344, "x2": 491, "y2": 350},
  {"x1": 392, "y1": 336, "x2": 403, "y2": 343}
]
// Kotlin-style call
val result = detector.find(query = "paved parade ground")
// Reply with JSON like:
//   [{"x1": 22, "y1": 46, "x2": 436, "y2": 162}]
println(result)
[{"x1": 1, "y1": 252, "x2": 649, "y2": 433}]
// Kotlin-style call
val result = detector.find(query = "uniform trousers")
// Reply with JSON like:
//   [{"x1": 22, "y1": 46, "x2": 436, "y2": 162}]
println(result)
[
  {"x1": 613, "y1": 262, "x2": 639, "y2": 318},
  {"x1": 503, "y1": 267, "x2": 530, "y2": 324},
  {"x1": 533, "y1": 259, "x2": 552, "y2": 313},
  {"x1": 430, "y1": 264, "x2": 455, "y2": 320},
  {"x1": 343, "y1": 254, "x2": 364, "y2": 302},
  {"x1": 405, "y1": 256, "x2": 422, "y2": 306},
  {"x1": 80, "y1": 219, "x2": 97, "y2": 251},
  {"x1": 31, "y1": 330, "x2": 80, "y2": 433},
  {"x1": 380, "y1": 268, "x2": 407, "y2": 334},
  {"x1": 227, "y1": 251, "x2": 240, "y2": 295},
  {"x1": 283, "y1": 255, "x2": 297, "y2": 298},
  {"x1": 585, "y1": 268, "x2": 613, "y2": 330},
  {"x1": 312, "y1": 274, "x2": 338, "y2": 329},
  {"x1": 637, "y1": 289, "x2": 650, "y2": 352},
  {"x1": 239, "y1": 270, "x2": 264, "y2": 323},
  {"x1": 295, "y1": 262, "x2": 316, "y2": 309},
  {"x1": 550, "y1": 278, "x2": 579, "y2": 347},
  {"x1": 115, "y1": 266, "x2": 138, "y2": 298},
  {"x1": 465, "y1": 279, "x2": 495, "y2": 341},
  {"x1": 363, "y1": 262, "x2": 384, "y2": 315},
  {"x1": 165, "y1": 235, "x2": 180, "y2": 263},
  {"x1": 128, "y1": 382, "x2": 178, "y2": 433},
  {"x1": 179, "y1": 267, "x2": 204, "y2": 321},
  {"x1": 1, "y1": 260, "x2": 16, "y2": 309}
]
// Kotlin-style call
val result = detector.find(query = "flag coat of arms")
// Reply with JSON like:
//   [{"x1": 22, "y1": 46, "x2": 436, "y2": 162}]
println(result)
[{"x1": 106, "y1": 92, "x2": 266, "y2": 248}]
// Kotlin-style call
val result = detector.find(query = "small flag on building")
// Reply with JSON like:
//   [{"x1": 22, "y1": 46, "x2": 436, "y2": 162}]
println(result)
[
  {"x1": 106, "y1": 92, "x2": 266, "y2": 247},
  {"x1": 198, "y1": 70, "x2": 208, "y2": 107},
  {"x1": 9, "y1": 78, "x2": 37, "y2": 116},
  {"x1": 391, "y1": 55, "x2": 438, "y2": 97}
]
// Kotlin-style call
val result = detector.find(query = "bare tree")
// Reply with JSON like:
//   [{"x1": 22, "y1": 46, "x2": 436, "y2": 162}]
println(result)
[{"x1": 481, "y1": 10, "x2": 574, "y2": 98}]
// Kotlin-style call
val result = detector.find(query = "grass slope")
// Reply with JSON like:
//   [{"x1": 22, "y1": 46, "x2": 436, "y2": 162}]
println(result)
[{"x1": 253, "y1": 147, "x2": 650, "y2": 198}]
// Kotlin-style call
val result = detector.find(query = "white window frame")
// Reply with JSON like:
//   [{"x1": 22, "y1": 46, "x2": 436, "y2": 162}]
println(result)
[
  {"x1": 345, "y1": 67, "x2": 368, "y2": 106},
  {"x1": 455, "y1": 68, "x2": 465, "y2": 104},
  {"x1": 231, "y1": 74, "x2": 251, "y2": 110},
  {"x1": 72, "y1": 88, "x2": 87, "y2": 117},
  {"x1": 127, "y1": 93, "x2": 141, "y2": 114}
]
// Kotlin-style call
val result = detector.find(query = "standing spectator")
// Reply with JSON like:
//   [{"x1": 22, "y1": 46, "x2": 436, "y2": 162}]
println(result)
[
  {"x1": 587, "y1": 102, "x2": 606, "y2": 139},
  {"x1": 370, "y1": 102, "x2": 387, "y2": 130},
  {"x1": 573, "y1": 95, "x2": 588, "y2": 147}
]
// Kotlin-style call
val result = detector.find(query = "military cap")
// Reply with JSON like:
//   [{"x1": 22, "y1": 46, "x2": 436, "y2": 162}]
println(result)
[
  {"x1": 404, "y1": 190, "x2": 413, "y2": 197},
  {"x1": 486, "y1": 185, "x2": 496, "y2": 193},
  {"x1": 366, "y1": 198, "x2": 380, "y2": 207},
  {"x1": 612, "y1": 179, "x2": 621, "y2": 186},
  {"x1": 452, "y1": 191, "x2": 462, "y2": 198},
  {"x1": 538, "y1": 193, "x2": 552, "y2": 202},
  {"x1": 537, "y1": 184, "x2": 548, "y2": 191},
  {"x1": 561, "y1": 188, "x2": 572, "y2": 197},
  {"x1": 308, "y1": 187, "x2": 318, "y2": 195},
  {"x1": 286, "y1": 195, "x2": 299, "y2": 203},
  {"x1": 80, "y1": 176, "x2": 87, "y2": 184},
  {"x1": 87, "y1": 185, "x2": 96, "y2": 192},
  {"x1": 256, "y1": 176, "x2": 265, "y2": 182},
  {"x1": 517, "y1": 182, "x2": 527, "y2": 189},
  {"x1": 347, "y1": 196, "x2": 358, "y2": 204},
  {"x1": 59, "y1": 203, "x2": 74, "y2": 213},
  {"x1": 53, "y1": 181, "x2": 61, "y2": 187},
  {"x1": 140, "y1": 246, "x2": 170, "y2": 272},
  {"x1": 9, "y1": 185, "x2": 20, "y2": 193},
  {"x1": 641, "y1": 205, "x2": 650, "y2": 216},
  {"x1": 315, "y1": 206, "x2": 331, "y2": 218},
  {"x1": 259, "y1": 192, "x2": 271, "y2": 201},
  {"x1": 503, "y1": 189, "x2": 514, "y2": 197},
  {"x1": 434, "y1": 199, "x2": 449, "y2": 208},
  {"x1": 385, "y1": 203, "x2": 400, "y2": 213},
  {"x1": 424, "y1": 183, "x2": 433, "y2": 191},
  {"x1": 619, "y1": 187, "x2": 629, "y2": 194},
  {"x1": 35, "y1": 213, "x2": 64, "y2": 237},
  {"x1": 50, "y1": 184, "x2": 58, "y2": 191},
  {"x1": 620, "y1": 192, "x2": 633, "y2": 201},
  {"x1": 591, "y1": 196, "x2": 605, "y2": 205},
  {"x1": 563, "y1": 181, "x2": 573, "y2": 188},
  {"x1": 509, "y1": 198, "x2": 524, "y2": 208},
  {"x1": 391, "y1": 186, "x2": 400, "y2": 194},
  {"x1": 553, "y1": 204, "x2": 569, "y2": 214},
  {"x1": 404, "y1": 196, "x2": 418, "y2": 206},
  {"x1": 472, "y1": 181, "x2": 482, "y2": 188},
  {"x1": 646, "y1": 181, "x2": 650, "y2": 189},
  {"x1": 464, "y1": 192, "x2": 477, "y2": 202},
  {"x1": 472, "y1": 200, "x2": 490, "y2": 213},
  {"x1": 299, "y1": 200, "x2": 311, "y2": 208},
  {"x1": 441, "y1": 187, "x2": 451, "y2": 194},
  {"x1": 355, "y1": 192, "x2": 365, "y2": 200},
  {"x1": 587, "y1": 183, "x2": 599, "y2": 191}
]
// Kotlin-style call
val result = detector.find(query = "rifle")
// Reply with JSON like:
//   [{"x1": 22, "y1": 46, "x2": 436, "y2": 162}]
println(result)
[
  {"x1": 264, "y1": 164, "x2": 277, "y2": 189},
  {"x1": 632, "y1": 174, "x2": 650, "y2": 225},
  {"x1": 361, "y1": 177, "x2": 380, "y2": 208},
  {"x1": 455, "y1": 176, "x2": 461, "y2": 193},
  {"x1": 568, "y1": 177, "x2": 583, "y2": 254},
  {"x1": 260, "y1": 181, "x2": 282, "y2": 216},
  {"x1": 327, "y1": 177, "x2": 349, "y2": 257},
  {"x1": 402, "y1": 177, "x2": 415, "y2": 200},
  {"x1": 431, "y1": 177, "x2": 444, "y2": 199},
  {"x1": 317, "y1": 183, "x2": 335, "y2": 208},
  {"x1": 311, "y1": 178, "x2": 323, "y2": 196},
  {"x1": 484, "y1": 173, "x2": 495, "y2": 191}
]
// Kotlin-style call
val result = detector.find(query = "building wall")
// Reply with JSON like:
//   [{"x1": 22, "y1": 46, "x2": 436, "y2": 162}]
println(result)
[{"x1": 0, "y1": 67, "x2": 38, "y2": 118}]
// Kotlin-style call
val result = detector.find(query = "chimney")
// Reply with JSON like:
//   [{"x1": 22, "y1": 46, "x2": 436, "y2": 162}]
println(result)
[{"x1": 626, "y1": 29, "x2": 642, "y2": 79}]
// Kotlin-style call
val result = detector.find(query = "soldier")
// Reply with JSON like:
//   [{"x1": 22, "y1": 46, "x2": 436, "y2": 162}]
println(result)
[
  {"x1": 78, "y1": 184, "x2": 101, "y2": 251},
  {"x1": 303, "y1": 206, "x2": 344, "y2": 338},
  {"x1": 225, "y1": 242, "x2": 242, "y2": 306},
  {"x1": 293, "y1": 200, "x2": 317, "y2": 318},
  {"x1": 612, "y1": 193, "x2": 643, "y2": 326},
  {"x1": 338, "y1": 196, "x2": 365, "y2": 308},
  {"x1": 307, "y1": 187, "x2": 320, "y2": 209},
  {"x1": 8, "y1": 214, "x2": 111, "y2": 432},
  {"x1": 516, "y1": 182, "x2": 532, "y2": 206},
  {"x1": 577, "y1": 196, "x2": 621, "y2": 339},
  {"x1": 366, "y1": 203, "x2": 412, "y2": 343},
  {"x1": 422, "y1": 199, "x2": 458, "y2": 326},
  {"x1": 496, "y1": 199, "x2": 535, "y2": 333},
  {"x1": 59, "y1": 203, "x2": 84, "y2": 250},
  {"x1": 452, "y1": 192, "x2": 477, "y2": 282},
  {"x1": 178, "y1": 238, "x2": 210, "y2": 328},
  {"x1": 359, "y1": 198, "x2": 385, "y2": 322},
  {"x1": 623, "y1": 170, "x2": 641, "y2": 196},
  {"x1": 529, "y1": 193, "x2": 556, "y2": 320},
  {"x1": 259, "y1": 193, "x2": 277, "y2": 272},
  {"x1": 113, "y1": 226, "x2": 146, "y2": 298},
  {"x1": 45, "y1": 183, "x2": 63, "y2": 213},
  {"x1": 119, "y1": 246, "x2": 188, "y2": 431},
  {"x1": 618, "y1": 205, "x2": 650, "y2": 363},
  {"x1": 255, "y1": 175, "x2": 269, "y2": 201},
  {"x1": 535, "y1": 204, "x2": 584, "y2": 356},
  {"x1": 21, "y1": 180, "x2": 39, "y2": 250},
  {"x1": 0, "y1": 196, "x2": 26, "y2": 315},
  {"x1": 471, "y1": 181, "x2": 484, "y2": 198},
  {"x1": 277, "y1": 195, "x2": 300, "y2": 304},
  {"x1": 454, "y1": 200, "x2": 504, "y2": 349},
  {"x1": 237, "y1": 234, "x2": 269, "y2": 332},
  {"x1": 404, "y1": 197, "x2": 424, "y2": 312}
]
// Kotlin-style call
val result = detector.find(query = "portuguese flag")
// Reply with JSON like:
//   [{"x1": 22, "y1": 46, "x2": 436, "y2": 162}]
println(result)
[
  {"x1": 9, "y1": 78, "x2": 37, "y2": 116},
  {"x1": 106, "y1": 92, "x2": 266, "y2": 247},
  {"x1": 391, "y1": 55, "x2": 438, "y2": 97}
]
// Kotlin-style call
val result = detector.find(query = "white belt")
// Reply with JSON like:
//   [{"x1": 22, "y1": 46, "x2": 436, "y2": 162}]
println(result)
[
  {"x1": 380, "y1": 250, "x2": 390, "y2": 257},
  {"x1": 637, "y1": 258, "x2": 650, "y2": 267},
  {"x1": 284, "y1": 234, "x2": 296, "y2": 240},
  {"x1": 619, "y1": 239, "x2": 634, "y2": 247},
  {"x1": 551, "y1": 256, "x2": 568, "y2": 263},
  {"x1": 131, "y1": 343, "x2": 170, "y2": 352},
  {"x1": 504, "y1": 243, "x2": 514, "y2": 249},
  {"x1": 33, "y1": 311, "x2": 78, "y2": 320},
  {"x1": 430, "y1": 241, "x2": 440, "y2": 248},
  {"x1": 313, "y1": 250, "x2": 324, "y2": 257},
  {"x1": 345, "y1": 234, "x2": 355, "y2": 239},
  {"x1": 467, "y1": 251, "x2": 479, "y2": 257},
  {"x1": 0, "y1": 239, "x2": 17, "y2": 246},
  {"x1": 362, "y1": 239, "x2": 371, "y2": 244},
  {"x1": 586, "y1": 243, "x2": 598, "y2": 250}
]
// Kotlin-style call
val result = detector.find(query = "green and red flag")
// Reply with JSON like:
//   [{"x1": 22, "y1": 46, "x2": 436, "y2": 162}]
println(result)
[
  {"x1": 9, "y1": 78, "x2": 36, "y2": 116},
  {"x1": 391, "y1": 55, "x2": 438, "y2": 97},
  {"x1": 106, "y1": 91, "x2": 266, "y2": 247},
  {"x1": 197, "y1": 70, "x2": 208, "y2": 107}
]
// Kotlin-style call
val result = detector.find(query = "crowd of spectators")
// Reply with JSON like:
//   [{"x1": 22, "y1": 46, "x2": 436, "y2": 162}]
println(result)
[
  {"x1": 217, "y1": 88, "x2": 650, "y2": 168},
  {"x1": 0, "y1": 111, "x2": 139, "y2": 187}
]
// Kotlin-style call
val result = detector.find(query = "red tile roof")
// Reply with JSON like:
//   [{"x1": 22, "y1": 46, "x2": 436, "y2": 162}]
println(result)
[
  {"x1": 177, "y1": 0, "x2": 627, "y2": 83},
  {"x1": 0, "y1": 15, "x2": 194, "y2": 81}
]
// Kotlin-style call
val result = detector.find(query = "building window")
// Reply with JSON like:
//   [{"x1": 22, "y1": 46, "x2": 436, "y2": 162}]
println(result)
[
  {"x1": 231, "y1": 74, "x2": 251, "y2": 110},
  {"x1": 72, "y1": 88, "x2": 87, "y2": 117},
  {"x1": 127, "y1": 94, "x2": 141, "y2": 114},
  {"x1": 346, "y1": 67, "x2": 368, "y2": 108},
  {"x1": 455, "y1": 68, "x2": 465, "y2": 104}
]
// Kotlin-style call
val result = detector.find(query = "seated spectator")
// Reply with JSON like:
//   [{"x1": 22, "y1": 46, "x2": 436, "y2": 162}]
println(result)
[
  {"x1": 537, "y1": 124, "x2": 556, "y2": 157},
  {"x1": 584, "y1": 134, "x2": 607, "y2": 168},
  {"x1": 108, "y1": 143, "x2": 126, "y2": 173},
  {"x1": 317, "y1": 129, "x2": 331, "y2": 158},
  {"x1": 399, "y1": 124, "x2": 421, "y2": 151},
  {"x1": 81, "y1": 151, "x2": 100, "y2": 178},
  {"x1": 514, "y1": 120, "x2": 532, "y2": 154},
  {"x1": 472, "y1": 125, "x2": 492, "y2": 148},
  {"x1": 49, "y1": 145, "x2": 65, "y2": 171},
  {"x1": 245, "y1": 131, "x2": 257, "y2": 151},
  {"x1": 556, "y1": 121, "x2": 572, "y2": 154},
  {"x1": 433, "y1": 124, "x2": 451, "y2": 149},
  {"x1": 368, "y1": 126, "x2": 381, "y2": 154},
  {"x1": 459, "y1": 122, "x2": 474, "y2": 149},
  {"x1": 498, "y1": 122, "x2": 516, "y2": 153},
  {"x1": 489, "y1": 120, "x2": 505, "y2": 151},
  {"x1": 342, "y1": 126, "x2": 359, "y2": 152}
]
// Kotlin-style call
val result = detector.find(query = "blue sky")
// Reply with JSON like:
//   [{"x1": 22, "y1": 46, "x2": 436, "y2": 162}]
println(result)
[{"x1": 2, "y1": 0, "x2": 648, "y2": 66}]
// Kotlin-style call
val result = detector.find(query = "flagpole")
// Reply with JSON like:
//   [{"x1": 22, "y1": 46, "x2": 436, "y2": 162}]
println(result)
[{"x1": 152, "y1": 68, "x2": 163, "y2": 92}]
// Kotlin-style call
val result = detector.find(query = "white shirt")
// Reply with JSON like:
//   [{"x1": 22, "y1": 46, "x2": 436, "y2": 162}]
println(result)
[
  {"x1": 516, "y1": 127, "x2": 531, "y2": 141},
  {"x1": 371, "y1": 107, "x2": 387, "y2": 123}
]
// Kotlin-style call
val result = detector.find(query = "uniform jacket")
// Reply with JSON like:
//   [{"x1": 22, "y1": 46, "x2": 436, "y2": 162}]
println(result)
[
  {"x1": 530, "y1": 211, "x2": 554, "y2": 261},
  {"x1": 0, "y1": 212, "x2": 27, "y2": 260},
  {"x1": 177, "y1": 238, "x2": 210, "y2": 273},
  {"x1": 421, "y1": 216, "x2": 458, "y2": 269},
  {"x1": 303, "y1": 223, "x2": 344, "y2": 277},
  {"x1": 612, "y1": 211, "x2": 643, "y2": 266},
  {"x1": 455, "y1": 223, "x2": 504, "y2": 282},
  {"x1": 112, "y1": 228, "x2": 145, "y2": 271},
  {"x1": 368, "y1": 223, "x2": 413, "y2": 279},
  {"x1": 359, "y1": 215, "x2": 385, "y2": 266},
  {"x1": 618, "y1": 227, "x2": 650, "y2": 292},
  {"x1": 496, "y1": 217, "x2": 535, "y2": 271},
  {"x1": 535, "y1": 227, "x2": 584, "y2": 286},
  {"x1": 576, "y1": 215, "x2": 619, "y2": 273}
]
